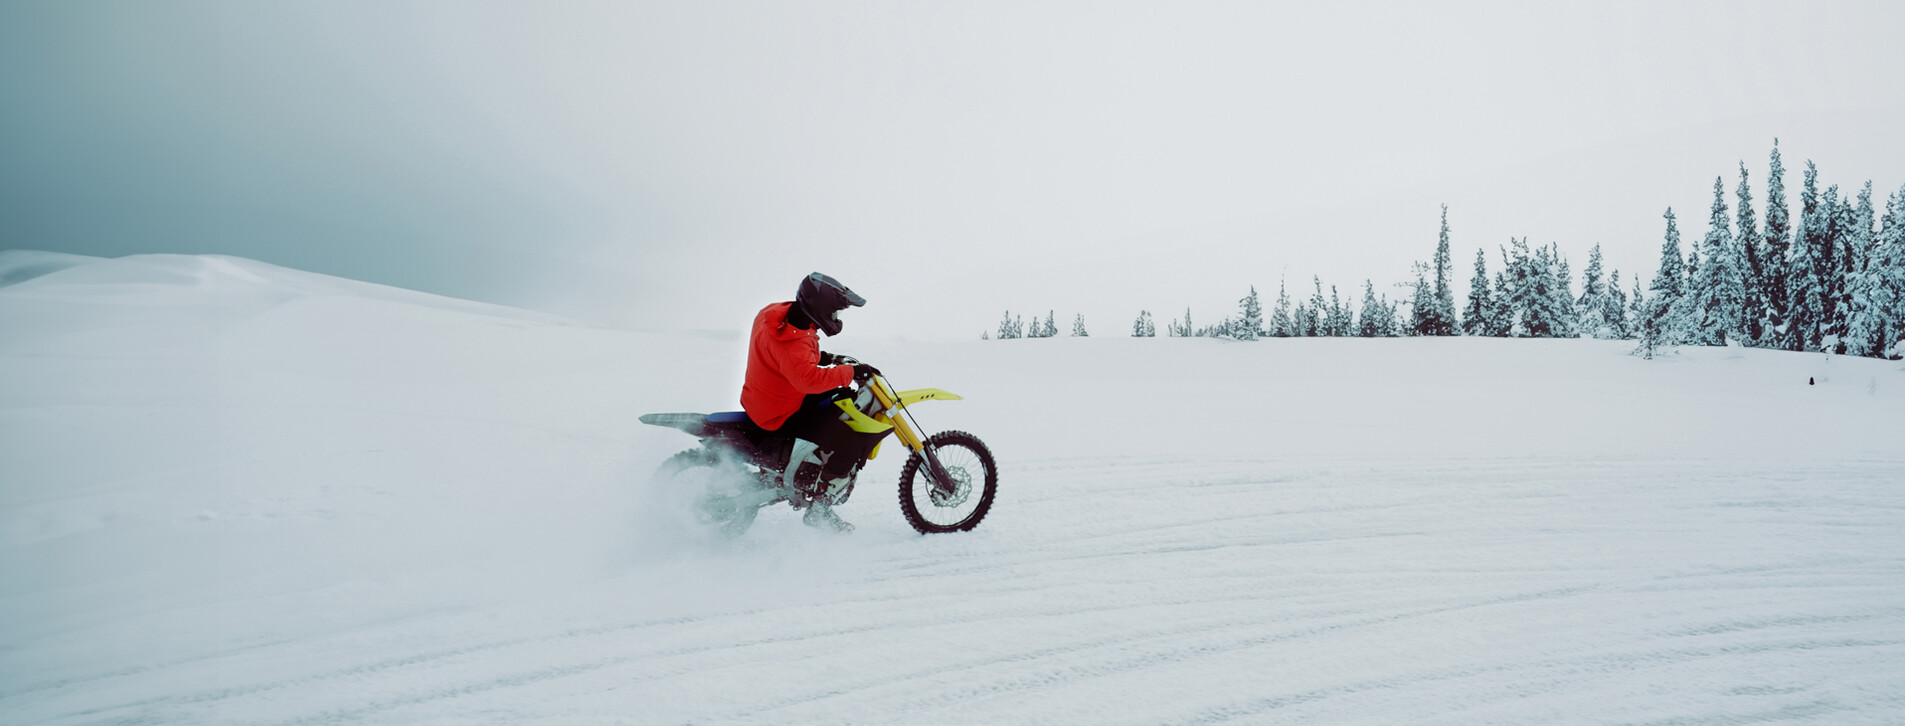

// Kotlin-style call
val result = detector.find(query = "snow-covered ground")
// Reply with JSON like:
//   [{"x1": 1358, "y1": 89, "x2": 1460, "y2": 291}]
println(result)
[{"x1": 3, "y1": 251, "x2": 1902, "y2": 724}]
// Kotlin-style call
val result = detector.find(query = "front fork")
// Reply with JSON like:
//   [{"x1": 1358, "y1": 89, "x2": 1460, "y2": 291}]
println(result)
[{"x1": 868, "y1": 377, "x2": 957, "y2": 495}]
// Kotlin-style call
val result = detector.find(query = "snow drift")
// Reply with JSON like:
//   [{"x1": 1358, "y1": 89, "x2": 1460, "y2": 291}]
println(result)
[{"x1": 3, "y1": 251, "x2": 1902, "y2": 724}]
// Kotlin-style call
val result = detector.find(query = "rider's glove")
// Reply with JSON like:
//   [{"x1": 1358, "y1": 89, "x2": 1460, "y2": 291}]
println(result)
[
  {"x1": 820, "y1": 352, "x2": 859, "y2": 367},
  {"x1": 852, "y1": 363, "x2": 881, "y2": 383}
]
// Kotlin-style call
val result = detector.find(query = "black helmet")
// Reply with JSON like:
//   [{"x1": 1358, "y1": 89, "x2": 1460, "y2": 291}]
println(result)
[{"x1": 795, "y1": 272, "x2": 865, "y2": 336}]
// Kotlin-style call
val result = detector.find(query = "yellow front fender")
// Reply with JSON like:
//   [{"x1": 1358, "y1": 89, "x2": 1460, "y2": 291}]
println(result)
[{"x1": 894, "y1": 388, "x2": 962, "y2": 408}]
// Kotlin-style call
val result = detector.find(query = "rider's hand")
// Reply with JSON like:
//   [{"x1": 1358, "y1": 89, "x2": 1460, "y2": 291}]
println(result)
[
  {"x1": 852, "y1": 363, "x2": 881, "y2": 382},
  {"x1": 820, "y1": 352, "x2": 859, "y2": 367}
]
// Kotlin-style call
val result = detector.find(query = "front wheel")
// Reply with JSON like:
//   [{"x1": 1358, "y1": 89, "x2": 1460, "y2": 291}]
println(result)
[{"x1": 898, "y1": 431, "x2": 998, "y2": 534}]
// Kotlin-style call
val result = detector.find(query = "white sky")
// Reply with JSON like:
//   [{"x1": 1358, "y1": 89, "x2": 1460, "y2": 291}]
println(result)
[{"x1": 4, "y1": 0, "x2": 1902, "y2": 339}]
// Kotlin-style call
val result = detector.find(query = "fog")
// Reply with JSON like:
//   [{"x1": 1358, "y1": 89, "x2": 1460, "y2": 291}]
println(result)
[{"x1": 4, "y1": 0, "x2": 1902, "y2": 339}]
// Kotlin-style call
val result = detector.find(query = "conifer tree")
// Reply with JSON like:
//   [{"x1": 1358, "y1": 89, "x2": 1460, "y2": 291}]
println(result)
[
  {"x1": 1497, "y1": 239, "x2": 1536, "y2": 336},
  {"x1": 1848, "y1": 185, "x2": 1905, "y2": 357},
  {"x1": 1305, "y1": 277, "x2": 1327, "y2": 336},
  {"x1": 1603, "y1": 269, "x2": 1631, "y2": 339},
  {"x1": 1735, "y1": 161, "x2": 1767, "y2": 345},
  {"x1": 1626, "y1": 277, "x2": 1647, "y2": 340},
  {"x1": 1136, "y1": 310, "x2": 1157, "y2": 337},
  {"x1": 1073, "y1": 313, "x2": 1089, "y2": 337},
  {"x1": 1418, "y1": 204, "x2": 1458, "y2": 335},
  {"x1": 1357, "y1": 280, "x2": 1389, "y2": 337},
  {"x1": 1490, "y1": 251, "x2": 1516, "y2": 337},
  {"x1": 1576, "y1": 244, "x2": 1607, "y2": 337},
  {"x1": 1326, "y1": 284, "x2": 1352, "y2": 336},
  {"x1": 1643, "y1": 208, "x2": 1688, "y2": 348},
  {"x1": 1237, "y1": 286, "x2": 1263, "y2": 341},
  {"x1": 1409, "y1": 264, "x2": 1434, "y2": 336},
  {"x1": 1687, "y1": 176, "x2": 1746, "y2": 345},
  {"x1": 1270, "y1": 278, "x2": 1293, "y2": 337},
  {"x1": 1786, "y1": 163, "x2": 1825, "y2": 351},
  {"x1": 1761, "y1": 140, "x2": 1793, "y2": 347},
  {"x1": 1823, "y1": 184, "x2": 1867, "y2": 352},
  {"x1": 998, "y1": 310, "x2": 1022, "y2": 339},
  {"x1": 1551, "y1": 248, "x2": 1576, "y2": 337},
  {"x1": 1820, "y1": 184, "x2": 1853, "y2": 351},
  {"x1": 1844, "y1": 184, "x2": 1896, "y2": 356},
  {"x1": 1462, "y1": 248, "x2": 1492, "y2": 336}
]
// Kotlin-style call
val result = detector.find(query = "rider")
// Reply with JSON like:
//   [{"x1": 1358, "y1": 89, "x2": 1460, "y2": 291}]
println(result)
[{"x1": 741, "y1": 272, "x2": 880, "y2": 531}]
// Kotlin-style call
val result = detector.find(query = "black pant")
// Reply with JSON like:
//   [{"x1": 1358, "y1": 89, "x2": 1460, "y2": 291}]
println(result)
[{"x1": 765, "y1": 388, "x2": 879, "y2": 480}]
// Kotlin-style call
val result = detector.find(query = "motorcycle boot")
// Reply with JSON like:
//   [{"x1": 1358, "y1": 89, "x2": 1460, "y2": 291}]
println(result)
[
  {"x1": 780, "y1": 438, "x2": 824, "y2": 495},
  {"x1": 803, "y1": 500, "x2": 854, "y2": 533}
]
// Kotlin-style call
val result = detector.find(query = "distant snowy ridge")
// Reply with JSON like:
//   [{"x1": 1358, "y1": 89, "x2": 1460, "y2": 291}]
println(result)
[{"x1": 0, "y1": 249, "x2": 565, "y2": 324}]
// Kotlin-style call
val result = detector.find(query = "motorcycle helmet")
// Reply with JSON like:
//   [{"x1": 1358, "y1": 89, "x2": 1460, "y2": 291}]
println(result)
[{"x1": 795, "y1": 272, "x2": 865, "y2": 337}]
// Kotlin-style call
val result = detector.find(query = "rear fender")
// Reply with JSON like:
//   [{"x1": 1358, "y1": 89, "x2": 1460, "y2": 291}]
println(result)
[{"x1": 639, "y1": 413, "x2": 709, "y2": 438}]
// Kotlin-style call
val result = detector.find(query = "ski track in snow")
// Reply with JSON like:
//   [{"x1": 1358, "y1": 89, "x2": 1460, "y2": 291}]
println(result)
[{"x1": 4, "y1": 253, "x2": 1905, "y2": 724}]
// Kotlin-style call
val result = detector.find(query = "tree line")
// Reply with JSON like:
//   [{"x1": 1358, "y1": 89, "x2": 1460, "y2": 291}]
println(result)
[{"x1": 988, "y1": 140, "x2": 1905, "y2": 360}]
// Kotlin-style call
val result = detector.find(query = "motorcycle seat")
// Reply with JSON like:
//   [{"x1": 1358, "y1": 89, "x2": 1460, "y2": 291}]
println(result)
[{"x1": 707, "y1": 411, "x2": 751, "y2": 425}]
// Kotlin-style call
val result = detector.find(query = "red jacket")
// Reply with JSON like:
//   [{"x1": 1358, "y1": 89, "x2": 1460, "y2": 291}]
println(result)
[{"x1": 741, "y1": 301, "x2": 856, "y2": 430}]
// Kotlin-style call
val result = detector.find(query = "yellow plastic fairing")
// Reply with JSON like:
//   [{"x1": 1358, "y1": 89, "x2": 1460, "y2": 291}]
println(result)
[
  {"x1": 895, "y1": 388, "x2": 962, "y2": 408},
  {"x1": 833, "y1": 399, "x2": 895, "y2": 434}
]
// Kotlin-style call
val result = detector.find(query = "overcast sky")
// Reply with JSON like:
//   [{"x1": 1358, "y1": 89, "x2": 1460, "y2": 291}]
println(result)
[{"x1": 4, "y1": 0, "x2": 1902, "y2": 339}]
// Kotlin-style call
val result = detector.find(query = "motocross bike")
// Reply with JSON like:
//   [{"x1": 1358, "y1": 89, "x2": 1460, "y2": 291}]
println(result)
[{"x1": 640, "y1": 369, "x2": 997, "y2": 536}]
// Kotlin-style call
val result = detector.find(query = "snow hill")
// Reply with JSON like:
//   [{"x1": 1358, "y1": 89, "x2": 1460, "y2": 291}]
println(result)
[{"x1": 3, "y1": 251, "x2": 1902, "y2": 724}]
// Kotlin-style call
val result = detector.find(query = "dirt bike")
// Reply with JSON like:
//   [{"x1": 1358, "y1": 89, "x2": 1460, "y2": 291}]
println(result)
[{"x1": 639, "y1": 369, "x2": 998, "y2": 536}]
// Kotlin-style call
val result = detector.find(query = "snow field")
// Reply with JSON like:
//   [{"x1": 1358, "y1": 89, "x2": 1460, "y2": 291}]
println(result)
[{"x1": 3, "y1": 252, "x2": 1903, "y2": 723}]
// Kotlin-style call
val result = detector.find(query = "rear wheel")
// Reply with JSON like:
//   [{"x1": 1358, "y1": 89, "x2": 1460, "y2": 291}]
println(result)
[
  {"x1": 898, "y1": 431, "x2": 998, "y2": 534},
  {"x1": 655, "y1": 447, "x2": 764, "y2": 536}
]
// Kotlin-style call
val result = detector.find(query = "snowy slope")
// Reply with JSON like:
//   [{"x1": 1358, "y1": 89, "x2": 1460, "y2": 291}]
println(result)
[{"x1": 3, "y1": 252, "x2": 1903, "y2": 724}]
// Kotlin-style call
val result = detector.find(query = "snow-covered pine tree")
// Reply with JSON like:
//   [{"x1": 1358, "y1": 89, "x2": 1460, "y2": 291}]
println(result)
[
  {"x1": 1358, "y1": 280, "x2": 1387, "y2": 337},
  {"x1": 1850, "y1": 184, "x2": 1905, "y2": 357},
  {"x1": 1817, "y1": 183, "x2": 1852, "y2": 351},
  {"x1": 1305, "y1": 277, "x2": 1327, "y2": 336},
  {"x1": 998, "y1": 310, "x2": 1022, "y2": 339},
  {"x1": 1491, "y1": 250, "x2": 1517, "y2": 337},
  {"x1": 1687, "y1": 176, "x2": 1746, "y2": 346},
  {"x1": 1042, "y1": 310, "x2": 1058, "y2": 338},
  {"x1": 1643, "y1": 208, "x2": 1689, "y2": 349},
  {"x1": 982, "y1": 330, "x2": 990, "y2": 340},
  {"x1": 1786, "y1": 163, "x2": 1826, "y2": 351},
  {"x1": 1735, "y1": 161, "x2": 1767, "y2": 345},
  {"x1": 1170, "y1": 307, "x2": 1193, "y2": 337},
  {"x1": 1237, "y1": 286, "x2": 1262, "y2": 341},
  {"x1": 1824, "y1": 183, "x2": 1869, "y2": 352},
  {"x1": 1326, "y1": 284, "x2": 1352, "y2": 337},
  {"x1": 1551, "y1": 247, "x2": 1576, "y2": 337},
  {"x1": 1462, "y1": 248, "x2": 1492, "y2": 336},
  {"x1": 1270, "y1": 278, "x2": 1293, "y2": 337},
  {"x1": 1418, "y1": 204, "x2": 1458, "y2": 335},
  {"x1": 1626, "y1": 276, "x2": 1647, "y2": 342},
  {"x1": 1497, "y1": 240, "x2": 1531, "y2": 337},
  {"x1": 1073, "y1": 313, "x2": 1089, "y2": 337},
  {"x1": 1881, "y1": 184, "x2": 1905, "y2": 357},
  {"x1": 1529, "y1": 243, "x2": 1564, "y2": 337},
  {"x1": 1761, "y1": 140, "x2": 1793, "y2": 348},
  {"x1": 1844, "y1": 183, "x2": 1896, "y2": 357},
  {"x1": 1409, "y1": 264, "x2": 1434, "y2": 336},
  {"x1": 1576, "y1": 244, "x2": 1609, "y2": 338},
  {"x1": 1133, "y1": 310, "x2": 1155, "y2": 337},
  {"x1": 1603, "y1": 269, "x2": 1631, "y2": 339}
]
